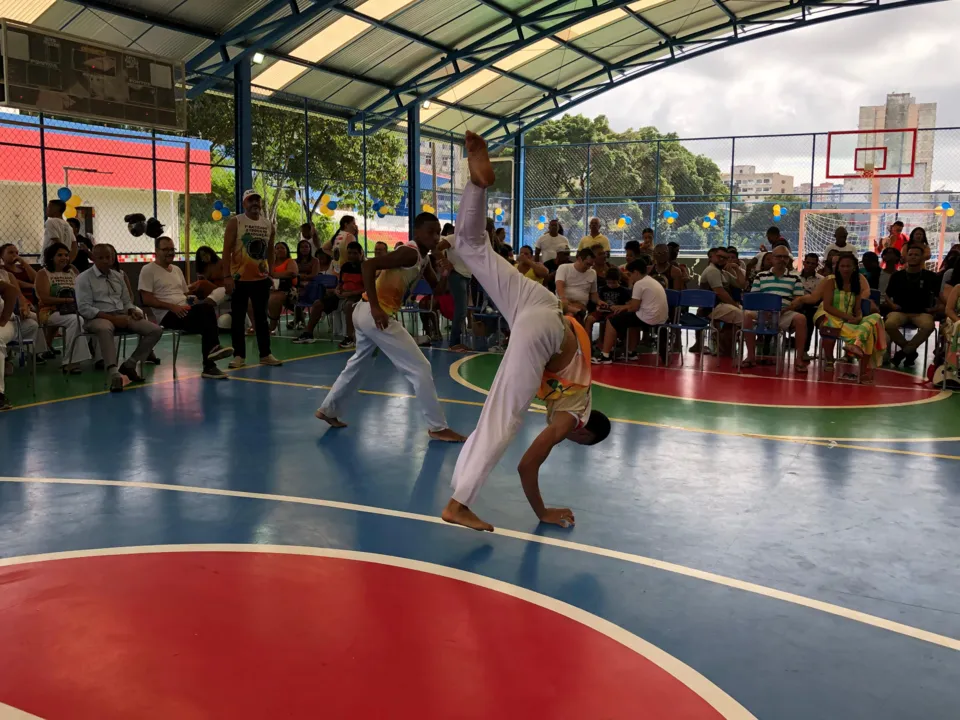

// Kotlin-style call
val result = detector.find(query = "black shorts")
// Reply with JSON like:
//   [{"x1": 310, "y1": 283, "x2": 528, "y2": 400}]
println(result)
[{"x1": 609, "y1": 312, "x2": 650, "y2": 334}]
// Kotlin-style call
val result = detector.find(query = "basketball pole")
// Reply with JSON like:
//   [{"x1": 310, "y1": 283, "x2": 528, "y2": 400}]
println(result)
[{"x1": 868, "y1": 165, "x2": 880, "y2": 246}]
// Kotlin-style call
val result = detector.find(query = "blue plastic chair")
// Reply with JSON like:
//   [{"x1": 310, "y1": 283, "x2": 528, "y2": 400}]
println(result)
[
  {"x1": 400, "y1": 279, "x2": 438, "y2": 339},
  {"x1": 468, "y1": 290, "x2": 505, "y2": 351},
  {"x1": 658, "y1": 289, "x2": 717, "y2": 370},
  {"x1": 736, "y1": 292, "x2": 785, "y2": 375},
  {"x1": 654, "y1": 289, "x2": 682, "y2": 367},
  {"x1": 7, "y1": 316, "x2": 37, "y2": 397},
  {"x1": 295, "y1": 274, "x2": 339, "y2": 338}
]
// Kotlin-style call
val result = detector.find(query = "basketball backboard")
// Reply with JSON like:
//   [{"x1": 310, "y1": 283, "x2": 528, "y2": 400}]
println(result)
[{"x1": 826, "y1": 128, "x2": 917, "y2": 179}]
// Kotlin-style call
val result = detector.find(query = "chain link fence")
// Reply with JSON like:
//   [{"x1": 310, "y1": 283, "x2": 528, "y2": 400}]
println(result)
[{"x1": 523, "y1": 128, "x2": 960, "y2": 260}]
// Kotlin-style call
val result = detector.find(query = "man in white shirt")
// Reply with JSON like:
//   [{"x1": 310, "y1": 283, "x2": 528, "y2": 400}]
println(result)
[
  {"x1": 555, "y1": 247, "x2": 601, "y2": 321},
  {"x1": 822, "y1": 226, "x2": 854, "y2": 259},
  {"x1": 42, "y1": 199, "x2": 77, "y2": 257},
  {"x1": 594, "y1": 257, "x2": 669, "y2": 364},
  {"x1": 577, "y1": 217, "x2": 610, "y2": 252},
  {"x1": 139, "y1": 236, "x2": 233, "y2": 380},
  {"x1": 534, "y1": 219, "x2": 569, "y2": 264}
]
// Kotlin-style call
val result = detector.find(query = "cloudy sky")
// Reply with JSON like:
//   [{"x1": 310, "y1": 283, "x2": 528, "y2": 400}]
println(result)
[{"x1": 575, "y1": 1, "x2": 959, "y2": 137}]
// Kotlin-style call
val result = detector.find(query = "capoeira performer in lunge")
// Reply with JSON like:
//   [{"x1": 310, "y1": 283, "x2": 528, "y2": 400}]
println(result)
[
  {"x1": 442, "y1": 132, "x2": 611, "y2": 532},
  {"x1": 315, "y1": 214, "x2": 467, "y2": 443}
]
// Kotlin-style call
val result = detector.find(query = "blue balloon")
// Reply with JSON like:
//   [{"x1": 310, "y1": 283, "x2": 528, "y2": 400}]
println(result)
[
  {"x1": 710, "y1": 218, "x2": 718, "y2": 226},
  {"x1": 221, "y1": 208, "x2": 231, "y2": 218},
  {"x1": 942, "y1": 202, "x2": 951, "y2": 210},
  {"x1": 538, "y1": 215, "x2": 547, "y2": 223},
  {"x1": 662, "y1": 210, "x2": 670, "y2": 219},
  {"x1": 780, "y1": 207, "x2": 788, "y2": 215},
  {"x1": 624, "y1": 216, "x2": 632, "y2": 224},
  {"x1": 57, "y1": 187, "x2": 72, "y2": 202},
  {"x1": 214, "y1": 200, "x2": 224, "y2": 211},
  {"x1": 373, "y1": 199, "x2": 384, "y2": 211},
  {"x1": 328, "y1": 200, "x2": 338, "y2": 210}
]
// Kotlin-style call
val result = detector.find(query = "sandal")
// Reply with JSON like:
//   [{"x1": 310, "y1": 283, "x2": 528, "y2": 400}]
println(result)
[
  {"x1": 738, "y1": 359, "x2": 756, "y2": 369},
  {"x1": 449, "y1": 344, "x2": 471, "y2": 353},
  {"x1": 794, "y1": 362, "x2": 809, "y2": 374}
]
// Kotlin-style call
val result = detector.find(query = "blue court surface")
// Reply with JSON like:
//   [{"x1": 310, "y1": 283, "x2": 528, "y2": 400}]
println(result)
[{"x1": 1, "y1": 344, "x2": 959, "y2": 719}]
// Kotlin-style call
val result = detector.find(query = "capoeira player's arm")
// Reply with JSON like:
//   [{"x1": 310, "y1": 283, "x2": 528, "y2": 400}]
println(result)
[
  {"x1": 361, "y1": 245, "x2": 420, "y2": 329},
  {"x1": 517, "y1": 413, "x2": 579, "y2": 527},
  {"x1": 421, "y1": 258, "x2": 447, "y2": 294}
]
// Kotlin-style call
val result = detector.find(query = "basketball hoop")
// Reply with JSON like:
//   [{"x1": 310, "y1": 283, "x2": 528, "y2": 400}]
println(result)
[{"x1": 858, "y1": 168, "x2": 876, "y2": 179}]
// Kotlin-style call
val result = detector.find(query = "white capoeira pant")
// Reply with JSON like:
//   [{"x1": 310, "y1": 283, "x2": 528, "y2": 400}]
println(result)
[
  {"x1": 450, "y1": 182, "x2": 566, "y2": 506},
  {"x1": 318, "y1": 300, "x2": 449, "y2": 432}
]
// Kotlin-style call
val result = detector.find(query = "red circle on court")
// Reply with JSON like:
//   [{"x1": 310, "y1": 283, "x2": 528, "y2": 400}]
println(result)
[
  {"x1": 592, "y1": 364, "x2": 938, "y2": 407},
  {"x1": 0, "y1": 551, "x2": 726, "y2": 719}
]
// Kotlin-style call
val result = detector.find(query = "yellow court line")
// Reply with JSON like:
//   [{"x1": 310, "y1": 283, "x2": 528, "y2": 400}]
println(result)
[{"x1": 1, "y1": 475, "x2": 957, "y2": 655}]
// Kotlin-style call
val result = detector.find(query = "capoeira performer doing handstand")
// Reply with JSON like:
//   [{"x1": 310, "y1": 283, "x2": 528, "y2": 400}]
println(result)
[
  {"x1": 316, "y1": 213, "x2": 467, "y2": 443},
  {"x1": 442, "y1": 132, "x2": 611, "y2": 532}
]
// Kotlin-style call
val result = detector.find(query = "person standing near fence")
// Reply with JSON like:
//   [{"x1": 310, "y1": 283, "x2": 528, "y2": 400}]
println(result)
[
  {"x1": 43, "y1": 199, "x2": 77, "y2": 259},
  {"x1": 222, "y1": 190, "x2": 282, "y2": 369}
]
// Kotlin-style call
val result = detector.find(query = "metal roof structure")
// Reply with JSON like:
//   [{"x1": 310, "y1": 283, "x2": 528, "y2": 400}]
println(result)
[{"x1": 15, "y1": 0, "x2": 943, "y2": 145}]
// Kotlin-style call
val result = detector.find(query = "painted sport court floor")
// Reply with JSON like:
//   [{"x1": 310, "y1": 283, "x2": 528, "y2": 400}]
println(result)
[{"x1": 1, "y1": 335, "x2": 959, "y2": 719}]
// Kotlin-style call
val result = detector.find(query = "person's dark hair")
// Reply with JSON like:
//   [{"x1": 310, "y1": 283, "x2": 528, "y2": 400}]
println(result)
[
  {"x1": 766, "y1": 226, "x2": 781, "y2": 236},
  {"x1": 834, "y1": 254, "x2": 861, "y2": 294},
  {"x1": 48, "y1": 199, "x2": 66, "y2": 214},
  {"x1": 726, "y1": 246, "x2": 738, "y2": 255},
  {"x1": 624, "y1": 240, "x2": 641, "y2": 254},
  {"x1": 625, "y1": 258, "x2": 649, "y2": 275},
  {"x1": 605, "y1": 266, "x2": 622, "y2": 282},
  {"x1": 666, "y1": 241, "x2": 680, "y2": 260},
  {"x1": 908, "y1": 227, "x2": 928, "y2": 245},
  {"x1": 707, "y1": 247, "x2": 717, "y2": 259},
  {"x1": 441, "y1": 223, "x2": 455, "y2": 236},
  {"x1": 346, "y1": 241, "x2": 363, "y2": 253},
  {"x1": 374, "y1": 241, "x2": 388, "y2": 251},
  {"x1": 0, "y1": 243, "x2": 14, "y2": 262},
  {"x1": 43, "y1": 242, "x2": 70, "y2": 271},
  {"x1": 195, "y1": 246, "x2": 220, "y2": 275},
  {"x1": 881, "y1": 246, "x2": 901, "y2": 265},
  {"x1": 557, "y1": 222, "x2": 564, "y2": 236},
  {"x1": 67, "y1": 217, "x2": 81, "y2": 231},
  {"x1": 772, "y1": 237, "x2": 790, "y2": 249},
  {"x1": 861, "y1": 251, "x2": 878, "y2": 265},
  {"x1": 296, "y1": 239, "x2": 314, "y2": 261},
  {"x1": 583, "y1": 410, "x2": 611, "y2": 445},
  {"x1": 805, "y1": 252, "x2": 819, "y2": 262},
  {"x1": 274, "y1": 241, "x2": 290, "y2": 259},
  {"x1": 154, "y1": 235, "x2": 173, "y2": 250},
  {"x1": 300, "y1": 222, "x2": 312, "y2": 234},
  {"x1": 339, "y1": 215, "x2": 356, "y2": 230},
  {"x1": 576, "y1": 247, "x2": 595, "y2": 261},
  {"x1": 892, "y1": 220, "x2": 904, "y2": 229},
  {"x1": 414, "y1": 212, "x2": 439, "y2": 229},
  {"x1": 497, "y1": 244, "x2": 514, "y2": 260},
  {"x1": 905, "y1": 244, "x2": 924, "y2": 257},
  {"x1": 642, "y1": 227, "x2": 654, "y2": 236}
]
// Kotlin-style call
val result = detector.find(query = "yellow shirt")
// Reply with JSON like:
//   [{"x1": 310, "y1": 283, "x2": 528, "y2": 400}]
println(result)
[
  {"x1": 366, "y1": 252, "x2": 427, "y2": 314},
  {"x1": 231, "y1": 213, "x2": 274, "y2": 281},
  {"x1": 523, "y1": 267, "x2": 544, "y2": 285},
  {"x1": 578, "y1": 234, "x2": 610, "y2": 253}
]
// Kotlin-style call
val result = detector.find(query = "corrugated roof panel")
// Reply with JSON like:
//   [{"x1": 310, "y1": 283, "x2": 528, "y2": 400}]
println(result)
[
  {"x1": 320, "y1": 79, "x2": 392, "y2": 109},
  {"x1": 394, "y1": 0, "x2": 506, "y2": 48},
  {"x1": 161, "y1": 0, "x2": 275, "y2": 33},
  {"x1": 341, "y1": 42, "x2": 439, "y2": 85}
]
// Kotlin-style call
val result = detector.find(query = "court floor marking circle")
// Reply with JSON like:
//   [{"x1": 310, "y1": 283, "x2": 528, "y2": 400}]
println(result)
[
  {"x1": 0, "y1": 544, "x2": 754, "y2": 720},
  {"x1": 2, "y1": 476, "x2": 957, "y2": 654},
  {"x1": 448, "y1": 355, "x2": 960, "y2": 447}
]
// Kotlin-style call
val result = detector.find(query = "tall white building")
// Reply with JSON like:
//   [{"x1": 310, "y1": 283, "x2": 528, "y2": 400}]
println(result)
[{"x1": 722, "y1": 165, "x2": 795, "y2": 202}]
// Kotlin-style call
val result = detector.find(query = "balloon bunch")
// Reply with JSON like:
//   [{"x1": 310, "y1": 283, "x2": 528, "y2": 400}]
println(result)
[
  {"x1": 211, "y1": 200, "x2": 232, "y2": 222},
  {"x1": 661, "y1": 210, "x2": 679, "y2": 225},
  {"x1": 373, "y1": 199, "x2": 394, "y2": 218},
  {"x1": 616, "y1": 214, "x2": 632, "y2": 229},
  {"x1": 319, "y1": 194, "x2": 339, "y2": 218},
  {"x1": 56, "y1": 187, "x2": 84, "y2": 219},
  {"x1": 772, "y1": 204, "x2": 789, "y2": 222},
  {"x1": 422, "y1": 203, "x2": 436, "y2": 214},
  {"x1": 493, "y1": 207, "x2": 506, "y2": 224},
  {"x1": 536, "y1": 214, "x2": 548, "y2": 231},
  {"x1": 701, "y1": 212, "x2": 719, "y2": 229},
  {"x1": 935, "y1": 201, "x2": 955, "y2": 218}
]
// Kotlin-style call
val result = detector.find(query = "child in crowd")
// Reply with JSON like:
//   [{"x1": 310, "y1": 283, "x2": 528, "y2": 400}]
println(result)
[
  {"x1": 585, "y1": 267, "x2": 631, "y2": 350},
  {"x1": 336, "y1": 242, "x2": 365, "y2": 349}
]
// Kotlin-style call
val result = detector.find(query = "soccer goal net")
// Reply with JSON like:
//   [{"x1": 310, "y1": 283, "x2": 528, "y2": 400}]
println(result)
[{"x1": 798, "y1": 208, "x2": 948, "y2": 263}]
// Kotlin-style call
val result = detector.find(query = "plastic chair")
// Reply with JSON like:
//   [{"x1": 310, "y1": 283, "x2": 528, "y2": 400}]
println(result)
[
  {"x1": 295, "y1": 275, "x2": 338, "y2": 338},
  {"x1": 654, "y1": 289, "x2": 682, "y2": 367},
  {"x1": 735, "y1": 293, "x2": 785, "y2": 376},
  {"x1": 140, "y1": 298, "x2": 182, "y2": 379},
  {"x1": 468, "y1": 290, "x2": 505, "y2": 352},
  {"x1": 657, "y1": 289, "x2": 717, "y2": 370},
  {"x1": 400, "y1": 279, "x2": 438, "y2": 340},
  {"x1": 6, "y1": 316, "x2": 37, "y2": 397}
]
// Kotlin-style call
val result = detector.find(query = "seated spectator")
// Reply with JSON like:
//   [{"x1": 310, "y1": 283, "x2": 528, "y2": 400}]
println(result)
[
  {"x1": 594, "y1": 258, "x2": 668, "y2": 364},
  {"x1": 337, "y1": 241, "x2": 365, "y2": 349},
  {"x1": 374, "y1": 241, "x2": 389, "y2": 258},
  {"x1": 590, "y1": 243, "x2": 614, "y2": 280},
  {"x1": 823, "y1": 226, "x2": 854, "y2": 259},
  {"x1": 578, "y1": 217, "x2": 610, "y2": 252},
  {"x1": 35, "y1": 242, "x2": 89, "y2": 374},
  {"x1": 798, "y1": 252, "x2": 823, "y2": 356},
  {"x1": 0, "y1": 264, "x2": 45, "y2": 372},
  {"x1": 67, "y1": 218, "x2": 94, "y2": 273},
  {"x1": 293, "y1": 251, "x2": 339, "y2": 344},
  {"x1": 1, "y1": 243, "x2": 37, "y2": 309},
  {"x1": 639, "y1": 227, "x2": 655, "y2": 255},
  {"x1": 746, "y1": 226, "x2": 783, "y2": 277},
  {"x1": 820, "y1": 249, "x2": 840, "y2": 277},
  {"x1": 393, "y1": 241, "x2": 406, "y2": 250},
  {"x1": 879, "y1": 246, "x2": 901, "y2": 298},
  {"x1": 746, "y1": 250, "x2": 774, "y2": 290},
  {"x1": 875, "y1": 220, "x2": 907, "y2": 254},
  {"x1": 556, "y1": 247, "x2": 600, "y2": 322},
  {"x1": 741, "y1": 246, "x2": 808, "y2": 372},
  {"x1": 545, "y1": 246, "x2": 572, "y2": 294},
  {"x1": 533, "y1": 219, "x2": 570, "y2": 272},
  {"x1": 860, "y1": 251, "x2": 881, "y2": 291},
  {"x1": 76, "y1": 244, "x2": 162, "y2": 392},
  {"x1": 621, "y1": 239, "x2": 642, "y2": 282},
  {"x1": 693, "y1": 246, "x2": 743, "y2": 355},
  {"x1": 436, "y1": 228, "x2": 471, "y2": 352},
  {"x1": 666, "y1": 241, "x2": 690, "y2": 285},
  {"x1": 905, "y1": 227, "x2": 932, "y2": 263},
  {"x1": 940, "y1": 242, "x2": 959, "y2": 301},
  {"x1": 939, "y1": 281, "x2": 960, "y2": 389},
  {"x1": 497, "y1": 243, "x2": 515, "y2": 264},
  {"x1": 516, "y1": 245, "x2": 549, "y2": 285},
  {"x1": 289, "y1": 239, "x2": 320, "y2": 329},
  {"x1": 192, "y1": 246, "x2": 229, "y2": 324},
  {"x1": 268, "y1": 241, "x2": 298, "y2": 334},
  {"x1": 139, "y1": 236, "x2": 233, "y2": 380},
  {"x1": 725, "y1": 246, "x2": 746, "y2": 269},
  {"x1": 0, "y1": 275, "x2": 21, "y2": 410},
  {"x1": 649, "y1": 244, "x2": 683, "y2": 291},
  {"x1": 586, "y1": 266, "x2": 631, "y2": 350},
  {"x1": 495, "y1": 228, "x2": 506, "y2": 247},
  {"x1": 813, "y1": 254, "x2": 885, "y2": 383},
  {"x1": 884, "y1": 245, "x2": 942, "y2": 368}
]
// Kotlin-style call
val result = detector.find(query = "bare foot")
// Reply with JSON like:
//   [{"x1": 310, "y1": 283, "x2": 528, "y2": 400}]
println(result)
[
  {"x1": 464, "y1": 131, "x2": 496, "y2": 188},
  {"x1": 429, "y1": 428, "x2": 467, "y2": 443},
  {"x1": 442, "y1": 499, "x2": 494, "y2": 531},
  {"x1": 315, "y1": 409, "x2": 348, "y2": 428}
]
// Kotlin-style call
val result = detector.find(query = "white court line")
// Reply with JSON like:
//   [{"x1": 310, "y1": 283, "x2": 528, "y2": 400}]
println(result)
[
  {"x1": 0, "y1": 704, "x2": 41, "y2": 719},
  {"x1": 1, "y1": 476, "x2": 958, "y2": 654},
  {"x1": 0, "y1": 544, "x2": 754, "y2": 720}
]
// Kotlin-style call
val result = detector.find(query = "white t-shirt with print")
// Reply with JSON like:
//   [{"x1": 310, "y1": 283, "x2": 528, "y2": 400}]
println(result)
[
  {"x1": 632, "y1": 274, "x2": 669, "y2": 325},
  {"x1": 535, "y1": 234, "x2": 570, "y2": 263},
  {"x1": 555, "y1": 262, "x2": 597, "y2": 306},
  {"x1": 139, "y1": 262, "x2": 188, "y2": 323}
]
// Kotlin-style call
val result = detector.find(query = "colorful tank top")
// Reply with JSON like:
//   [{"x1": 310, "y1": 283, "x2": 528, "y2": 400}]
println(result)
[
  {"x1": 538, "y1": 315, "x2": 592, "y2": 426},
  {"x1": 41, "y1": 270, "x2": 77, "y2": 311},
  {"x1": 231, "y1": 213, "x2": 274, "y2": 281},
  {"x1": 367, "y1": 250, "x2": 427, "y2": 314}
]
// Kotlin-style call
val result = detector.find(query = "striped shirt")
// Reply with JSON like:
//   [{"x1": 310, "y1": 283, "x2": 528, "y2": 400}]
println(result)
[{"x1": 752, "y1": 269, "x2": 804, "y2": 308}]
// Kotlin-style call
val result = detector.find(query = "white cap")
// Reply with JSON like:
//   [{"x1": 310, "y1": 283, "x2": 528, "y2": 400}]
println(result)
[{"x1": 242, "y1": 189, "x2": 261, "y2": 203}]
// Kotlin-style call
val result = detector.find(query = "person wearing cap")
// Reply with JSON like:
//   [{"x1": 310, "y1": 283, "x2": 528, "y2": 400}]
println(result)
[{"x1": 222, "y1": 189, "x2": 282, "y2": 368}]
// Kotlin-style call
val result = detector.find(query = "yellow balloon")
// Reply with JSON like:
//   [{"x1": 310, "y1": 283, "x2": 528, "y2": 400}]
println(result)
[
  {"x1": 422, "y1": 204, "x2": 435, "y2": 214},
  {"x1": 617, "y1": 218, "x2": 626, "y2": 228},
  {"x1": 702, "y1": 221, "x2": 711, "y2": 229},
  {"x1": 666, "y1": 217, "x2": 675, "y2": 224},
  {"x1": 948, "y1": 208, "x2": 956, "y2": 217},
  {"x1": 67, "y1": 194, "x2": 83, "y2": 207},
  {"x1": 321, "y1": 206, "x2": 334, "y2": 217},
  {"x1": 320, "y1": 194, "x2": 330, "y2": 205},
  {"x1": 64, "y1": 206, "x2": 77, "y2": 219},
  {"x1": 212, "y1": 210, "x2": 223, "y2": 221},
  {"x1": 537, "y1": 222, "x2": 545, "y2": 230},
  {"x1": 773, "y1": 204, "x2": 781, "y2": 214},
  {"x1": 708, "y1": 211, "x2": 716, "y2": 219}
]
